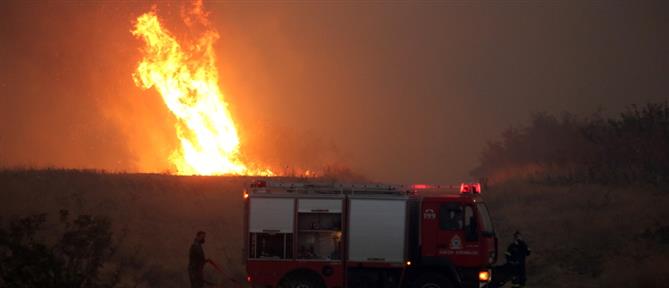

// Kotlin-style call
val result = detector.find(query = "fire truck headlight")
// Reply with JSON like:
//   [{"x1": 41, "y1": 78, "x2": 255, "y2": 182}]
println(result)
[{"x1": 478, "y1": 270, "x2": 491, "y2": 282}]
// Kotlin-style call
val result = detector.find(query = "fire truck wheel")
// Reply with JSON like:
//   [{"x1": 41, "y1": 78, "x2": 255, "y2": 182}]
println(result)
[
  {"x1": 279, "y1": 272, "x2": 325, "y2": 288},
  {"x1": 412, "y1": 272, "x2": 453, "y2": 288}
]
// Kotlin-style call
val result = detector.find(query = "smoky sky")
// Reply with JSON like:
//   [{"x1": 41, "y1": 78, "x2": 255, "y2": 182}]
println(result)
[{"x1": 0, "y1": 1, "x2": 667, "y2": 183}]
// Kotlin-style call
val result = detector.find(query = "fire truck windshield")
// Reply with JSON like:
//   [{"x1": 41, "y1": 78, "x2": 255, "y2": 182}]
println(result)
[{"x1": 476, "y1": 203, "x2": 494, "y2": 235}]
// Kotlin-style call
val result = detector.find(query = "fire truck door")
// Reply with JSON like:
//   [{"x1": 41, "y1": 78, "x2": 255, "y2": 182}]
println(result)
[{"x1": 436, "y1": 203, "x2": 480, "y2": 262}]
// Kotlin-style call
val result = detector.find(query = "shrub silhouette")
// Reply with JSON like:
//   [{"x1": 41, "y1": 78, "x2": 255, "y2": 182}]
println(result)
[
  {"x1": 472, "y1": 101, "x2": 669, "y2": 186},
  {"x1": 0, "y1": 210, "x2": 122, "y2": 288}
]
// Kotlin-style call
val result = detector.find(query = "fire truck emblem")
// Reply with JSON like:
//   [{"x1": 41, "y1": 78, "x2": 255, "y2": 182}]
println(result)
[
  {"x1": 449, "y1": 235, "x2": 463, "y2": 250},
  {"x1": 423, "y1": 209, "x2": 436, "y2": 220}
]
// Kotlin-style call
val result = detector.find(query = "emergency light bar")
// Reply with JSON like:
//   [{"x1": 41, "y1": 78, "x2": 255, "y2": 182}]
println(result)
[
  {"x1": 250, "y1": 180, "x2": 267, "y2": 188},
  {"x1": 411, "y1": 184, "x2": 431, "y2": 190},
  {"x1": 409, "y1": 183, "x2": 483, "y2": 194},
  {"x1": 460, "y1": 183, "x2": 482, "y2": 194},
  {"x1": 410, "y1": 184, "x2": 458, "y2": 190}
]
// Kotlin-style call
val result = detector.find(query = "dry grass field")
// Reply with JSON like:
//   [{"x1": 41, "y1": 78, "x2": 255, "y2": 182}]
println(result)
[
  {"x1": 0, "y1": 169, "x2": 253, "y2": 287},
  {"x1": 486, "y1": 181, "x2": 669, "y2": 288},
  {"x1": 1, "y1": 169, "x2": 668, "y2": 287}
]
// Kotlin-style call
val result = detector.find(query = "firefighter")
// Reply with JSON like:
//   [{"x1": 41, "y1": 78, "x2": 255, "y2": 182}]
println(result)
[
  {"x1": 188, "y1": 231, "x2": 209, "y2": 288},
  {"x1": 505, "y1": 231, "x2": 531, "y2": 287}
]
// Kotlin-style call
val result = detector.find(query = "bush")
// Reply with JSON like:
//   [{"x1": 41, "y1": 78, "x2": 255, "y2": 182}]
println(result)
[
  {"x1": 0, "y1": 210, "x2": 123, "y2": 288},
  {"x1": 472, "y1": 101, "x2": 669, "y2": 186}
]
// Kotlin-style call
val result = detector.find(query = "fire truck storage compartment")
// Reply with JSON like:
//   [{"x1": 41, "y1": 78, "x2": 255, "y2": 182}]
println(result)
[
  {"x1": 348, "y1": 197, "x2": 408, "y2": 263},
  {"x1": 248, "y1": 197, "x2": 294, "y2": 259},
  {"x1": 297, "y1": 198, "x2": 343, "y2": 260}
]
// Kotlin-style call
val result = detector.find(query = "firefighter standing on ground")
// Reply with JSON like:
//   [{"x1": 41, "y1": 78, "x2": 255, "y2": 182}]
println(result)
[
  {"x1": 505, "y1": 231, "x2": 531, "y2": 287},
  {"x1": 188, "y1": 231, "x2": 209, "y2": 288}
]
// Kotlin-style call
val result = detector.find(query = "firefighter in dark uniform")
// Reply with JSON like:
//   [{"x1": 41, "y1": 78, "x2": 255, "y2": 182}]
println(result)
[
  {"x1": 188, "y1": 231, "x2": 208, "y2": 288},
  {"x1": 505, "y1": 231, "x2": 531, "y2": 287}
]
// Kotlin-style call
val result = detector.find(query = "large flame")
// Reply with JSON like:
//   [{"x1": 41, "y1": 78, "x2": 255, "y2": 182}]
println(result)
[{"x1": 132, "y1": 3, "x2": 270, "y2": 176}]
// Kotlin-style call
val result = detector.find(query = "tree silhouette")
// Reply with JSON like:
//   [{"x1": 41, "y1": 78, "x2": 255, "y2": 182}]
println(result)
[{"x1": 473, "y1": 101, "x2": 669, "y2": 186}]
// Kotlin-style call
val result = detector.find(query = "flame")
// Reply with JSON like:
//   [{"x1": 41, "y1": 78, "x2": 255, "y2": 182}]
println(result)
[{"x1": 132, "y1": 3, "x2": 271, "y2": 176}]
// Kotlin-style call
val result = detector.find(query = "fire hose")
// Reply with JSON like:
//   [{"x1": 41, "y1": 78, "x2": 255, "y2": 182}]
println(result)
[{"x1": 205, "y1": 259, "x2": 244, "y2": 287}]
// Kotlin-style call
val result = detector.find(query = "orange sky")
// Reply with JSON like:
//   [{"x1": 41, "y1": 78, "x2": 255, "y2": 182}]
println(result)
[{"x1": 0, "y1": 1, "x2": 667, "y2": 183}]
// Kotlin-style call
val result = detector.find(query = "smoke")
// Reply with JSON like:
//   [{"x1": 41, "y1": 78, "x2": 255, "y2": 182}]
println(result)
[
  {"x1": 1, "y1": 1, "x2": 667, "y2": 183},
  {"x1": 0, "y1": 2, "x2": 146, "y2": 171},
  {"x1": 0, "y1": 1, "x2": 352, "y2": 176}
]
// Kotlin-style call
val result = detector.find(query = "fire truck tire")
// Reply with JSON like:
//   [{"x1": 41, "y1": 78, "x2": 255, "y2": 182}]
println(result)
[
  {"x1": 279, "y1": 271, "x2": 325, "y2": 288},
  {"x1": 412, "y1": 272, "x2": 454, "y2": 288}
]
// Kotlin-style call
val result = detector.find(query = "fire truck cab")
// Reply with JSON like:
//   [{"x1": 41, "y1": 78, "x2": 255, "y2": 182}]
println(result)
[{"x1": 244, "y1": 181, "x2": 497, "y2": 288}]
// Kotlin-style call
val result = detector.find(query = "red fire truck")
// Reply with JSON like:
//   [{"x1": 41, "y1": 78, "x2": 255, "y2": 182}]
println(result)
[{"x1": 244, "y1": 181, "x2": 497, "y2": 288}]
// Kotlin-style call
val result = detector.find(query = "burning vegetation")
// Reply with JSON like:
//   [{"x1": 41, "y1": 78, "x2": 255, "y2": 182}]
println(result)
[{"x1": 132, "y1": 2, "x2": 271, "y2": 176}]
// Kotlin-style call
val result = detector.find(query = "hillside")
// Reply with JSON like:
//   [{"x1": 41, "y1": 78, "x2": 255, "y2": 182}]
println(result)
[
  {"x1": 485, "y1": 181, "x2": 669, "y2": 287},
  {"x1": 0, "y1": 169, "x2": 253, "y2": 287},
  {"x1": 474, "y1": 102, "x2": 669, "y2": 287},
  {"x1": 1, "y1": 169, "x2": 668, "y2": 287}
]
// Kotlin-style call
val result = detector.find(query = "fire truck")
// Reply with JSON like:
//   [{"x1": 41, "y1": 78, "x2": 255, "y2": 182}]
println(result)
[{"x1": 244, "y1": 180, "x2": 497, "y2": 288}]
